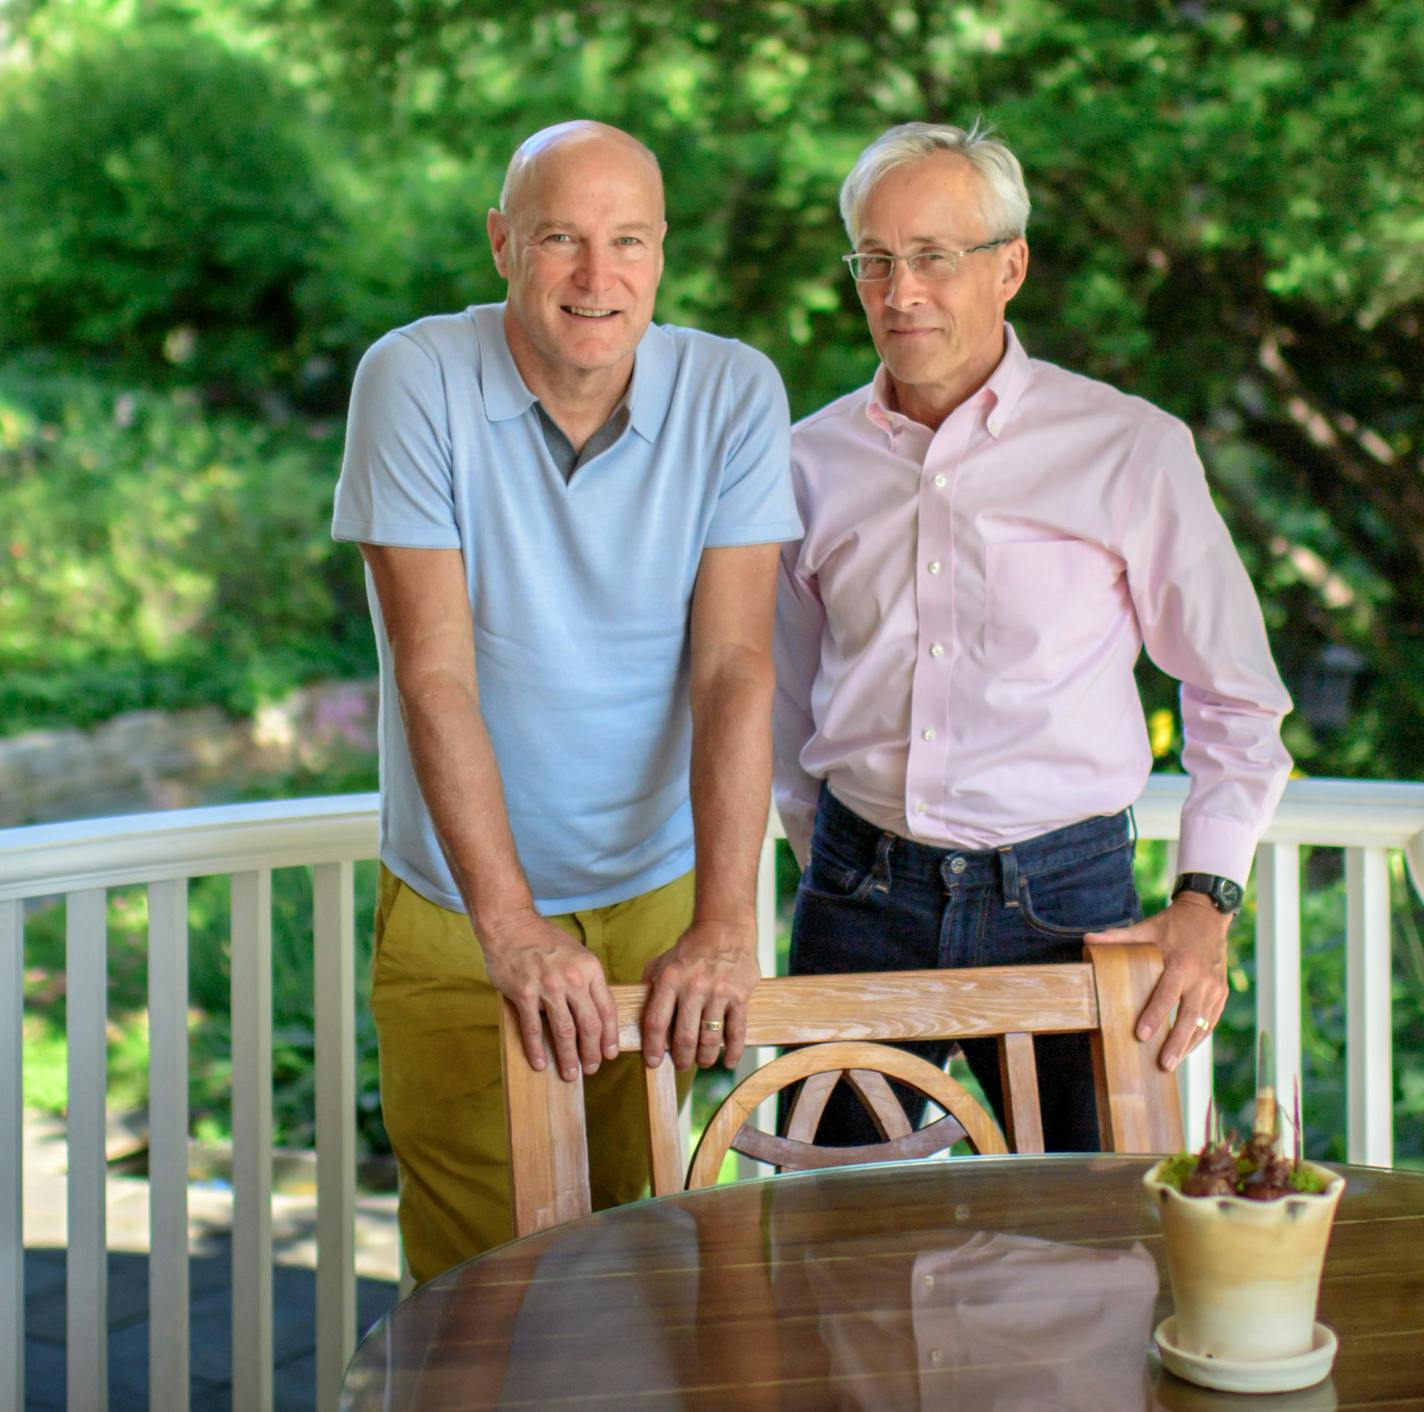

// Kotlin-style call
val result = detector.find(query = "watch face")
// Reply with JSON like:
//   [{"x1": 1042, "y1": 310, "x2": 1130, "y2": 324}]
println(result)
[{"x1": 1217, "y1": 879, "x2": 1244, "y2": 912}]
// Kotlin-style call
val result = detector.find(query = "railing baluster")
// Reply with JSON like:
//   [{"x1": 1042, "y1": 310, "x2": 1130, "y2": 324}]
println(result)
[
  {"x1": 314, "y1": 862, "x2": 356, "y2": 1412},
  {"x1": 1346, "y1": 846, "x2": 1392, "y2": 1166},
  {"x1": 147, "y1": 879, "x2": 189, "y2": 1412},
  {"x1": 1254, "y1": 844, "x2": 1302, "y2": 1125},
  {"x1": 231, "y1": 869, "x2": 273, "y2": 1412},
  {"x1": 1, "y1": 899, "x2": 23, "y2": 1412},
  {"x1": 66, "y1": 888, "x2": 108, "y2": 1412},
  {"x1": 737, "y1": 836, "x2": 781, "y2": 1179},
  {"x1": 1163, "y1": 841, "x2": 1211, "y2": 1144}
]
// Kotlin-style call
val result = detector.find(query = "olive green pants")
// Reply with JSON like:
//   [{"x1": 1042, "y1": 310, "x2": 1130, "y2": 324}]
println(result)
[{"x1": 371, "y1": 864, "x2": 696, "y2": 1283}]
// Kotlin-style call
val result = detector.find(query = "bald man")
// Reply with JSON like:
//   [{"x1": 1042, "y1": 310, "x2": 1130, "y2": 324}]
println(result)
[{"x1": 333, "y1": 121, "x2": 799, "y2": 1276}]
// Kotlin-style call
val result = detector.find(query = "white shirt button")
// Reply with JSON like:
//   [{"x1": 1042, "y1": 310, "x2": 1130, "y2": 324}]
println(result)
[
  {"x1": 933, "y1": 473, "x2": 947, "y2": 488},
  {"x1": 988, "y1": 417, "x2": 1001, "y2": 435},
  {"x1": 915, "y1": 801, "x2": 928, "y2": 815},
  {"x1": 928, "y1": 560, "x2": 942, "y2": 574},
  {"x1": 922, "y1": 728, "x2": 936, "y2": 741},
  {"x1": 929, "y1": 643, "x2": 944, "y2": 658}
]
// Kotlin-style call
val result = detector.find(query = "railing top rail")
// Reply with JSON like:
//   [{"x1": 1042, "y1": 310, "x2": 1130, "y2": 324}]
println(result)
[
  {"x1": 2, "y1": 777, "x2": 1422, "y2": 903},
  {"x1": 0, "y1": 794, "x2": 380, "y2": 901}
]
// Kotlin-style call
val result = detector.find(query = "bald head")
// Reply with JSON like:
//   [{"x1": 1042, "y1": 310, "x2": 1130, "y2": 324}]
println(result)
[
  {"x1": 487, "y1": 119, "x2": 667, "y2": 395},
  {"x1": 500, "y1": 121, "x2": 663, "y2": 226}
]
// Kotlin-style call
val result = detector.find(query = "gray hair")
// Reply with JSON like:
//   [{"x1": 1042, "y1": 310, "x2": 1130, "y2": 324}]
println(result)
[{"x1": 839, "y1": 120, "x2": 1031, "y2": 244}]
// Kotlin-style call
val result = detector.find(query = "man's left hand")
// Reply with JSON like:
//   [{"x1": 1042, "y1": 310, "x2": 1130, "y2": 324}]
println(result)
[
  {"x1": 641, "y1": 921, "x2": 761, "y2": 1071},
  {"x1": 1085, "y1": 891, "x2": 1231, "y2": 1072}
]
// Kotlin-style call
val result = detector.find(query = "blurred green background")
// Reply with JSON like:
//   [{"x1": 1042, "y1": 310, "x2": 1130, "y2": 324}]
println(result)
[{"x1": 3, "y1": 0, "x2": 1421, "y2": 1166}]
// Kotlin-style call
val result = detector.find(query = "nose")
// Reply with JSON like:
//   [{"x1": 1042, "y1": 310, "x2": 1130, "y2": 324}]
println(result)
[
  {"x1": 575, "y1": 242, "x2": 617, "y2": 293},
  {"x1": 884, "y1": 259, "x2": 927, "y2": 311}
]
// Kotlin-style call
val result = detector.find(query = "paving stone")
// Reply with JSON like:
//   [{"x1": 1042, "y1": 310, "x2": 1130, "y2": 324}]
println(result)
[
  {"x1": 273, "y1": 1349, "x2": 317, "y2": 1412},
  {"x1": 23, "y1": 1249, "x2": 158, "y2": 1342},
  {"x1": 23, "y1": 1247, "x2": 66, "y2": 1300},
  {"x1": 22, "y1": 1333, "x2": 67, "y2": 1412},
  {"x1": 21, "y1": 1110, "x2": 401, "y2": 1408}
]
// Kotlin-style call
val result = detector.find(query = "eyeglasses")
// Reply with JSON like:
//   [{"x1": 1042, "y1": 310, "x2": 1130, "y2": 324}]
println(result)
[{"x1": 842, "y1": 239, "x2": 1010, "y2": 282}]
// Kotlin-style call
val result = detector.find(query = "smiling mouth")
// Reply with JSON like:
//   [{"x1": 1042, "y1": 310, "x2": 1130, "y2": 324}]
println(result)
[{"x1": 563, "y1": 305, "x2": 618, "y2": 319}]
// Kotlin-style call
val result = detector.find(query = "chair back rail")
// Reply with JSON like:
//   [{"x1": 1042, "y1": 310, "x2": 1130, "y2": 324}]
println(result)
[
  {"x1": 611, "y1": 962, "x2": 1100, "y2": 1047},
  {"x1": 501, "y1": 944, "x2": 1184, "y2": 1238}
]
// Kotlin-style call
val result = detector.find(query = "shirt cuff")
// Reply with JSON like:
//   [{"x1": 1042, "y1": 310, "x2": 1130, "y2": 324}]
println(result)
[{"x1": 1175, "y1": 813, "x2": 1263, "y2": 890}]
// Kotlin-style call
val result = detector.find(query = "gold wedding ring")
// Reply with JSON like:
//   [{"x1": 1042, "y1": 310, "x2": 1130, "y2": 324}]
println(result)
[{"x1": 700, "y1": 1019, "x2": 724, "y2": 1033}]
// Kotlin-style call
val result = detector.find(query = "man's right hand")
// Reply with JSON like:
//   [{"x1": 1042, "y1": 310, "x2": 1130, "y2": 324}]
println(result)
[{"x1": 479, "y1": 910, "x2": 620, "y2": 1081}]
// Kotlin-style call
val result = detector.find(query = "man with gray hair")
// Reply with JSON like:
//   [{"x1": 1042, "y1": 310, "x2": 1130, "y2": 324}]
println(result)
[
  {"x1": 334, "y1": 120, "x2": 799, "y2": 1276},
  {"x1": 773, "y1": 121, "x2": 1291, "y2": 1150}
]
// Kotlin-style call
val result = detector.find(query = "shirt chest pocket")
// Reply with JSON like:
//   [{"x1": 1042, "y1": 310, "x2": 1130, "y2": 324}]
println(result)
[{"x1": 983, "y1": 540, "x2": 1124, "y2": 682}]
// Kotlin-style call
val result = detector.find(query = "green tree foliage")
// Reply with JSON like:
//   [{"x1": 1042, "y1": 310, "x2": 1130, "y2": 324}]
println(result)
[
  {"x1": 252, "y1": 0, "x2": 1424, "y2": 781},
  {"x1": 0, "y1": 363, "x2": 369, "y2": 730},
  {"x1": 0, "y1": 26, "x2": 331, "y2": 391},
  {"x1": 2, "y1": 1, "x2": 1422, "y2": 1159}
]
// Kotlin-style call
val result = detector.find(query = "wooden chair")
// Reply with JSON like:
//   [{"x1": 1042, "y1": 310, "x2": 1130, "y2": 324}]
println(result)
[{"x1": 500, "y1": 941, "x2": 1184, "y2": 1237}]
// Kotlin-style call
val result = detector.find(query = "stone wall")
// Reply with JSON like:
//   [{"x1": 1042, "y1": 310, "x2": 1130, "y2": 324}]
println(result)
[{"x1": 0, "y1": 678, "x2": 378, "y2": 827}]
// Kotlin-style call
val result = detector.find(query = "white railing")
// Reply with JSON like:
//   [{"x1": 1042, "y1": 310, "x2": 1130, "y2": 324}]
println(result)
[{"x1": 1, "y1": 777, "x2": 1422, "y2": 1412}]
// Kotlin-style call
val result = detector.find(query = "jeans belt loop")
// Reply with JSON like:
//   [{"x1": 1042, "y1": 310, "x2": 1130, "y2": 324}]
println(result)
[{"x1": 997, "y1": 844, "x2": 1020, "y2": 909}]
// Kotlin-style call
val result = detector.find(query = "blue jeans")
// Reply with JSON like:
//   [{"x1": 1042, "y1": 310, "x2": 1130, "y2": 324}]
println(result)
[{"x1": 788, "y1": 787, "x2": 1141, "y2": 1152}]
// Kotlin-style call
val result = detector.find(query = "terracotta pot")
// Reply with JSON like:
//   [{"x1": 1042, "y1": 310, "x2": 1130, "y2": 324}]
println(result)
[{"x1": 1143, "y1": 1159, "x2": 1345, "y2": 1364}]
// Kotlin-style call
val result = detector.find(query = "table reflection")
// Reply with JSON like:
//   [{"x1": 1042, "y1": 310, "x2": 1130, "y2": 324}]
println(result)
[
  {"x1": 340, "y1": 1157, "x2": 1419, "y2": 1411},
  {"x1": 802, "y1": 1230, "x2": 1158, "y2": 1410}
]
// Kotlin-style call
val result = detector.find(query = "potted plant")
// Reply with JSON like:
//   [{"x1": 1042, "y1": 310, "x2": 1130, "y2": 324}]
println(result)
[{"x1": 1143, "y1": 1037, "x2": 1344, "y2": 1394}]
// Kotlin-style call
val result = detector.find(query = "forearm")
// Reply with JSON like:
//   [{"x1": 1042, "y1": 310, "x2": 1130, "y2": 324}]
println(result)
[
  {"x1": 689, "y1": 650, "x2": 776, "y2": 936},
  {"x1": 394, "y1": 666, "x2": 534, "y2": 937}
]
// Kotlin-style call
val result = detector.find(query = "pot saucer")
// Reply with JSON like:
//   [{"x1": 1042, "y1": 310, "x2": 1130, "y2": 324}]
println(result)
[{"x1": 1154, "y1": 1317, "x2": 1338, "y2": 1394}]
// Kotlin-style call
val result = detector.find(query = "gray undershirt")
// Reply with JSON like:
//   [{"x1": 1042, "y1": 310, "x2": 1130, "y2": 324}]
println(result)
[{"x1": 535, "y1": 398, "x2": 631, "y2": 483}]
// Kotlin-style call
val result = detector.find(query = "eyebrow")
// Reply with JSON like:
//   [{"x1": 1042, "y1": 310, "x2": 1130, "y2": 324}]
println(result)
[
  {"x1": 531, "y1": 219, "x2": 658, "y2": 235},
  {"x1": 857, "y1": 234, "x2": 963, "y2": 250}
]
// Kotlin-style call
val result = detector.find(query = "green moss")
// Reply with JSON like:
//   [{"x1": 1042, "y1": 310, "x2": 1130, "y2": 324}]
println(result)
[
  {"x1": 1288, "y1": 1166, "x2": 1331, "y2": 1194},
  {"x1": 1157, "y1": 1152, "x2": 1198, "y2": 1190}
]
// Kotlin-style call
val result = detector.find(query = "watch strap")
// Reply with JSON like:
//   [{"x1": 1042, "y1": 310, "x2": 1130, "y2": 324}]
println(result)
[{"x1": 1171, "y1": 872, "x2": 1244, "y2": 914}]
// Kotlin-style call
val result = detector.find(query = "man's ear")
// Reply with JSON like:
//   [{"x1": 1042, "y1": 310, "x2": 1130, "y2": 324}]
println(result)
[
  {"x1": 1000, "y1": 237, "x2": 1029, "y2": 307},
  {"x1": 487, "y1": 207, "x2": 511, "y2": 277}
]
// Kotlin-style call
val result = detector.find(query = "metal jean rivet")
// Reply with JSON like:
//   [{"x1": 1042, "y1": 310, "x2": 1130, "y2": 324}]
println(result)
[{"x1": 949, "y1": 856, "x2": 967, "y2": 874}]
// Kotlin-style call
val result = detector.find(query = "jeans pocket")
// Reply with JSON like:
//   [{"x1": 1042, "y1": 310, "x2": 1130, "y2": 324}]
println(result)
[
  {"x1": 1018, "y1": 844, "x2": 1138, "y2": 938},
  {"x1": 797, "y1": 843, "x2": 876, "y2": 903}
]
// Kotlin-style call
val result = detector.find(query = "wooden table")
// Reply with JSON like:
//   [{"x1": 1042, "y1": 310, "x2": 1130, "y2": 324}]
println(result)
[{"x1": 340, "y1": 1155, "x2": 1424, "y2": 1410}]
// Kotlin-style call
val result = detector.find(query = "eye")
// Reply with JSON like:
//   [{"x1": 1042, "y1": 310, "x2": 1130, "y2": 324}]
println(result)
[
  {"x1": 615, "y1": 235, "x2": 644, "y2": 246},
  {"x1": 543, "y1": 233, "x2": 575, "y2": 246},
  {"x1": 859, "y1": 254, "x2": 893, "y2": 277},
  {"x1": 917, "y1": 250, "x2": 951, "y2": 265}
]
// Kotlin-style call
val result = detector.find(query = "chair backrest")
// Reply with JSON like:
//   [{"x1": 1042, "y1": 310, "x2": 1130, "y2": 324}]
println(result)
[{"x1": 500, "y1": 941, "x2": 1183, "y2": 1238}]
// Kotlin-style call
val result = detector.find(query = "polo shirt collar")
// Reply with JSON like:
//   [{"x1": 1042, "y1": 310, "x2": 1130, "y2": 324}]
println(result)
[
  {"x1": 474, "y1": 305, "x2": 537, "y2": 421},
  {"x1": 626, "y1": 321, "x2": 674, "y2": 442},
  {"x1": 863, "y1": 321, "x2": 1032, "y2": 441},
  {"x1": 473, "y1": 304, "x2": 674, "y2": 441}
]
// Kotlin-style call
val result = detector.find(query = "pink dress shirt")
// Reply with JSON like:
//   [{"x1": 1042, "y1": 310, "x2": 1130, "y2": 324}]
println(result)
[{"x1": 773, "y1": 324, "x2": 1291, "y2": 887}]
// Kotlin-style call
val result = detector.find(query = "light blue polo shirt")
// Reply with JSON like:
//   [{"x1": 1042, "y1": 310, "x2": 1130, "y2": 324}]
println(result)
[{"x1": 332, "y1": 303, "x2": 800, "y2": 914}]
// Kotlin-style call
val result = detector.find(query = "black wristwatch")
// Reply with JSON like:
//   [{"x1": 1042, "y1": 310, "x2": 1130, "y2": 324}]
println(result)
[{"x1": 1171, "y1": 872, "x2": 1244, "y2": 915}]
